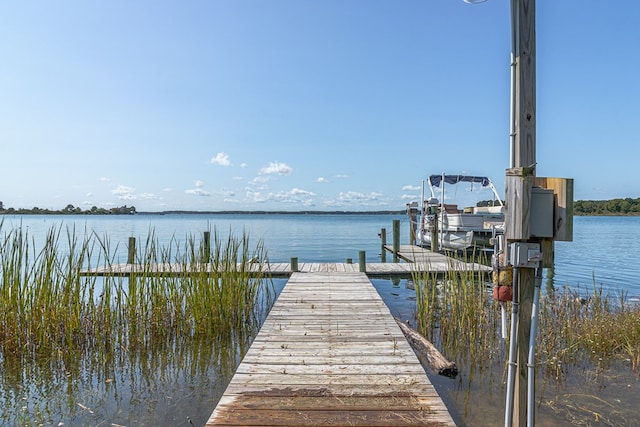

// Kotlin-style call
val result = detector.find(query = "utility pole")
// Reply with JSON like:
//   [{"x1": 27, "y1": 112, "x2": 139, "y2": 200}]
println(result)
[{"x1": 505, "y1": 0, "x2": 536, "y2": 426}]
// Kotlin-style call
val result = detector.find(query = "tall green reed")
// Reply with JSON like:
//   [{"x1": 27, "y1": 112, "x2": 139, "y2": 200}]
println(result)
[
  {"x1": 413, "y1": 251, "x2": 640, "y2": 378},
  {"x1": 413, "y1": 250, "x2": 502, "y2": 367},
  {"x1": 539, "y1": 280, "x2": 640, "y2": 376},
  {"x1": 0, "y1": 221, "x2": 273, "y2": 362}
]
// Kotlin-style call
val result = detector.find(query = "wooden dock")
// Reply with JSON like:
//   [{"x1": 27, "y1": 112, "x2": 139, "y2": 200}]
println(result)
[
  {"x1": 206, "y1": 271, "x2": 456, "y2": 426},
  {"x1": 80, "y1": 245, "x2": 490, "y2": 278}
]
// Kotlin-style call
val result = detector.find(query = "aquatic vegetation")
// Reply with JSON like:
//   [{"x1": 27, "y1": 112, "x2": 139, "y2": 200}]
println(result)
[
  {"x1": 0, "y1": 221, "x2": 274, "y2": 361},
  {"x1": 0, "y1": 221, "x2": 275, "y2": 424},
  {"x1": 413, "y1": 251, "x2": 502, "y2": 367},
  {"x1": 538, "y1": 282, "x2": 640, "y2": 375},
  {"x1": 412, "y1": 260, "x2": 640, "y2": 377}
]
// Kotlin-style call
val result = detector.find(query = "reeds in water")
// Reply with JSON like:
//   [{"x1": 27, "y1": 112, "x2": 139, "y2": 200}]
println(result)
[
  {"x1": 412, "y1": 255, "x2": 640, "y2": 377},
  {"x1": 539, "y1": 280, "x2": 640, "y2": 375},
  {"x1": 0, "y1": 221, "x2": 274, "y2": 361},
  {"x1": 413, "y1": 252, "x2": 502, "y2": 367}
]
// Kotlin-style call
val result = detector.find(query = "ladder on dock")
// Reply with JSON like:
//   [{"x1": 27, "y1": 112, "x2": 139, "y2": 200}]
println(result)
[{"x1": 206, "y1": 271, "x2": 456, "y2": 427}]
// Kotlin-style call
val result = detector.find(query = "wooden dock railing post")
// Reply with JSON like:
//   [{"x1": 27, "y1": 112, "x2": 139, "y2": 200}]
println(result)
[
  {"x1": 127, "y1": 237, "x2": 136, "y2": 264},
  {"x1": 290, "y1": 257, "x2": 299, "y2": 272},
  {"x1": 358, "y1": 251, "x2": 366, "y2": 272},
  {"x1": 203, "y1": 231, "x2": 211, "y2": 263},
  {"x1": 392, "y1": 220, "x2": 400, "y2": 263},
  {"x1": 379, "y1": 228, "x2": 387, "y2": 263}
]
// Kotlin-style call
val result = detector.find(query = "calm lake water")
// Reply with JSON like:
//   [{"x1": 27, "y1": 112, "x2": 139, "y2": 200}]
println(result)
[
  {"x1": 1, "y1": 214, "x2": 639, "y2": 426},
  {"x1": 7, "y1": 213, "x2": 640, "y2": 298}
]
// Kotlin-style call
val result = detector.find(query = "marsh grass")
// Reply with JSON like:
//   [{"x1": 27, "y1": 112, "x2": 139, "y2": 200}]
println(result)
[
  {"x1": 539, "y1": 281, "x2": 640, "y2": 376},
  {"x1": 413, "y1": 250, "x2": 503, "y2": 368},
  {"x1": 412, "y1": 253, "x2": 640, "y2": 378},
  {"x1": 0, "y1": 221, "x2": 273, "y2": 362}
]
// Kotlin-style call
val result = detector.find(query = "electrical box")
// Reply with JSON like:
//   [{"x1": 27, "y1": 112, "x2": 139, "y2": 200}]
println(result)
[
  {"x1": 509, "y1": 242, "x2": 542, "y2": 268},
  {"x1": 530, "y1": 187, "x2": 554, "y2": 238},
  {"x1": 534, "y1": 177, "x2": 574, "y2": 241}
]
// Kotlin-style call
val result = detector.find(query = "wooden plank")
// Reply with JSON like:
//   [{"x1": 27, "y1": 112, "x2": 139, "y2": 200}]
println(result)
[
  {"x1": 206, "y1": 272, "x2": 455, "y2": 427},
  {"x1": 80, "y1": 245, "x2": 489, "y2": 278}
]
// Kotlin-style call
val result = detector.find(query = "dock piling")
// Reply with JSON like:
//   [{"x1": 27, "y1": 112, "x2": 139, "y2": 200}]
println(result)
[
  {"x1": 393, "y1": 220, "x2": 400, "y2": 262},
  {"x1": 358, "y1": 250, "x2": 366, "y2": 272},
  {"x1": 202, "y1": 231, "x2": 211, "y2": 263},
  {"x1": 127, "y1": 237, "x2": 136, "y2": 264}
]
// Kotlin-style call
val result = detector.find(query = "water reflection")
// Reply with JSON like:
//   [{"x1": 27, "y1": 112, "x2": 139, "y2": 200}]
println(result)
[
  {"x1": 2, "y1": 276, "x2": 638, "y2": 426},
  {"x1": 0, "y1": 334, "x2": 251, "y2": 426},
  {"x1": 372, "y1": 278, "x2": 640, "y2": 427}
]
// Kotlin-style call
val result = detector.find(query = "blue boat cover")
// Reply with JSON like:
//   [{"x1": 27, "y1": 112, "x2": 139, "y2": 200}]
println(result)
[{"x1": 428, "y1": 174, "x2": 490, "y2": 187}]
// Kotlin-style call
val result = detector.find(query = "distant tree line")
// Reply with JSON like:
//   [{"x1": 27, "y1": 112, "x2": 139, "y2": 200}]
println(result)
[
  {"x1": 0, "y1": 204, "x2": 137, "y2": 215},
  {"x1": 574, "y1": 198, "x2": 640, "y2": 215}
]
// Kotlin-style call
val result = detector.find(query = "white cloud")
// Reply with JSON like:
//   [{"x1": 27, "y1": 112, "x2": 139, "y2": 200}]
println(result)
[
  {"x1": 112, "y1": 185, "x2": 135, "y2": 195},
  {"x1": 249, "y1": 176, "x2": 270, "y2": 187},
  {"x1": 139, "y1": 193, "x2": 160, "y2": 200},
  {"x1": 335, "y1": 174, "x2": 349, "y2": 179},
  {"x1": 118, "y1": 193, "x2": 137, "y2": 201},
  {"x1": 402, "y1": 185, "x2": 420, "y2": 191},
  {"x1": 338, "y1": 191, "x2": 382, "y2": 202},
  {"x1": 260, "y1": 161, "x2": 293, "y2": 175},
  {"x1": 111, "y1": 185, "x2": 136, "y2": 200},
  {"x1": 290, "y1": 188, "x2": 315, "y2": 196},
  {"x1": 240, "y1": 163, "x2": 248, "y2": 169},
  {"x1": 185, "y1": 180, "x2": 211, "y2": 196},
  {"x1": 185, "y1": 188, "x2": 211, "y2": 197},
  {"x1": 86, "y1": 192, "x2": 93, "y2": 197},
  {"x1": 211, "y1": 152, "x2": 231, "y2": 166},
  {"x1": 316, "y1": 177, "x2": 329, "y2": 183},
  {"x1": 245, "y1": 187, "x2": 315, "y2": 206}
]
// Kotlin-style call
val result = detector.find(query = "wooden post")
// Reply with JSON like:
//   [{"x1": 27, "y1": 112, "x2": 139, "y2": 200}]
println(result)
[
  {"x1": 430, "y1": 210, "x2": 438, "y2": 253},
  {"x1": 290, "y1": 257, "x2": 298, "y2": 272},
  {"x1": 380, "y1": 228, "x2": 387, "y2": 263},
  {"x1": 506, "y1": 1, "x2": 537, "y2": 426},
  {"x1": 203, "y1": 231, "x2": 211, "y2": 263},
  {"x1": 358, "y1": 251, "x2": 366, "y2": 272},
  {"x1": 392, "y1": 220, "x2": 400, "y2": 263},
  {"x1": 127, "y1": 237, "x2": 136, "y2": 264},
  {"x1": 407, "y1": 202, "x2": 418, "y2": 245}
]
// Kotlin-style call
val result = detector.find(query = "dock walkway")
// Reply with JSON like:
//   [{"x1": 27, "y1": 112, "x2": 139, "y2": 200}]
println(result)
[
  {"x1": 81, "y1": 245, "x2": 490, "y2": 278},
  {"x1": 206, "y1": 271, "x2": 456, "y2": 426}
]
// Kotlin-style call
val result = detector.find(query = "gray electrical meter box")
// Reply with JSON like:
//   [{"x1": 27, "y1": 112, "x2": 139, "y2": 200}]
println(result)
[
  {"x1": 509, "y1": 242, "x2": 542, "y2": 268},
  {"x1": 530, "y1": 187, "x2": 554, "y2": 238}
]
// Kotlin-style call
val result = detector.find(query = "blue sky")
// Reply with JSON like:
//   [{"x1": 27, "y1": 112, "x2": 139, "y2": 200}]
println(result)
[{"x1": 2, "y1": 1, "x2": 639, "y2": 212}]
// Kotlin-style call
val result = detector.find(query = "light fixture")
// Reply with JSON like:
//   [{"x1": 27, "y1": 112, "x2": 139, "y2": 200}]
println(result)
[{"x1": 463, "y1": 0, "x2": 488, "y2": 3}]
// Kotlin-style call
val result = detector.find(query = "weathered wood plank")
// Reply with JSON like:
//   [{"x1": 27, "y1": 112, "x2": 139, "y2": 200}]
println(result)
[
  {"x1": 206, "y1": 272, "x2": 455, "y2": 426},
  {"x1": 209, "y1": 408, "x2": 453, "y2": 427}
]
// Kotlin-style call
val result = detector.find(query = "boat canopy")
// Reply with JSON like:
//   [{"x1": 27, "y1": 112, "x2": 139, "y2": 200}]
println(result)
[{"x1": 428, "y1": 174, "x2": 490, "y2": 188}]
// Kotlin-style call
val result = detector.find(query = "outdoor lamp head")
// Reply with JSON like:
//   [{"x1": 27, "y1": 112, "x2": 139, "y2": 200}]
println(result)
[{"x1": 463, "y1": 0, "x2": 488, "y2": 3}]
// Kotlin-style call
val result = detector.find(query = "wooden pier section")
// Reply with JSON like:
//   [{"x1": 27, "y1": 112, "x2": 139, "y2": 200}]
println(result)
[
  {"x1": 79, "y1": 243, "x2": 486, "y2": 425},
  {"x1": 206, "y1": 271, "x2": 456, "y2": 426},
  {"x1": 81, "y1": 245, "x2": 490, "y2": 278}
]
